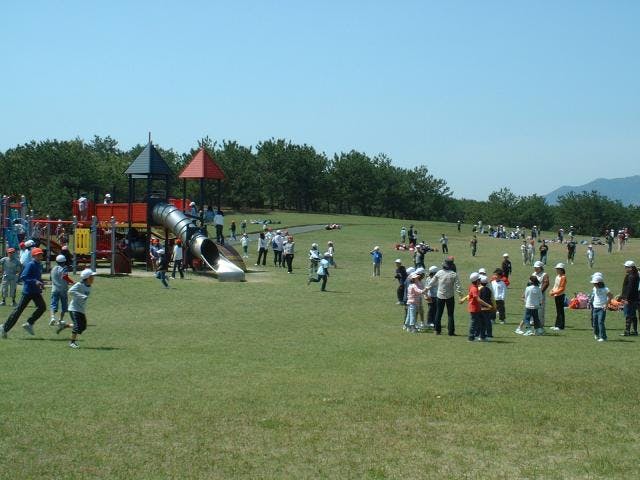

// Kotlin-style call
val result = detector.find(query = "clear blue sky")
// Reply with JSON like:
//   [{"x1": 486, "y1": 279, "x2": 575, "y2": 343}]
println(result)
[{"x1": 2, "y1": 1, "x2": 638, "y2": 200}]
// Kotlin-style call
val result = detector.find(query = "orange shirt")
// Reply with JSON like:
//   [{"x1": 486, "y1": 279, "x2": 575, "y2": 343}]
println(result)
[{"x1": 550, "y1": 274, "x2": 567, "y2": 296}]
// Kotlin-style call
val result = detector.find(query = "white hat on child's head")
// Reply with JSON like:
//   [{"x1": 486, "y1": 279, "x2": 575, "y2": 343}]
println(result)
[{"x1": 80, "y1": 268, "x2": 97, "y2": 280}]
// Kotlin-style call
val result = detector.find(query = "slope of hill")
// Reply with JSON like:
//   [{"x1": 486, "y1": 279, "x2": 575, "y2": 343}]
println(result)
[{"x1": 545, "y1": 175, "x2": 640, "y2": 205}]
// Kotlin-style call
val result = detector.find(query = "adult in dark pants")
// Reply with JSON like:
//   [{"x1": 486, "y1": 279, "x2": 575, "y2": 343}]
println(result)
[
  {"x1": 501, "y1": 253, "x2": 512, "y2": 279},
  {"x1": 618, "y1": 260, "x2": 639, "y2": 336},
  {"x1": 393, "y1": 259, "x2": 408, "y2": 304},
  {"x1": 1, "y1": 248, "x2": 46, "y2": 338},
  {"x1": 549, "y1": 263, "x2": 567, "y2": 331},
  {"x1": 425, "y1": 258, "x2": 462, "y2": 336}
]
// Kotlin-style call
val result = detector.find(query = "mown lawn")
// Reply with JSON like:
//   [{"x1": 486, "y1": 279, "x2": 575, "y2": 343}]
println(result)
[{"x1": 1, "y1": 212, "x2": 638, "y2": 479}]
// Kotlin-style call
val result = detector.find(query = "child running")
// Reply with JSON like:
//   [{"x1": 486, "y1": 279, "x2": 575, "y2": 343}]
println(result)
[{"x1": 56, "y1": 268, "x2": 97, "y2": 348}]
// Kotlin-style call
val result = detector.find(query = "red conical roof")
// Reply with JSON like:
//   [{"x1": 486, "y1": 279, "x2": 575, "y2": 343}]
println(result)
[{"x1": 179, "y1": 147, "x2": 225, "y2": 180}]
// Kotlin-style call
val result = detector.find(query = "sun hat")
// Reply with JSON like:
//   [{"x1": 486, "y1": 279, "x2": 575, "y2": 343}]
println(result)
[
  {"x1": 55, "y1": 254, "x2": 66, "y2": 263},
  {"x1": 479, "y1": 275, "x2": 489, "y2": 284},
  {"x1": 591, "y1": 273, "x2": 604, "y2": 283},
  {"x1": 503, "y1": 253, "x2": 509, "y2": 257},
  {"x1": 428, "y1": 265, "x2": 438, "y2": 274},
  {"x1": 406, "y1": 267, "x2": 415, "y2": 276},
  {"x1": 534, "y1": 261, "x2": 544, "y2": 268},
  {"x1": 80, "y1": 268, "x2": 97, "y2": 280},
  {"x1": 409, "y1": 272, "x2": 420, "y2": 279},
  {"x1": 624, "y1": 260, "x2": 635, "y2": 268},
  {"x1": 469, "y1": 272, "x2": 480, "y2": 282},
  {"x1": 394, "y1": 258, "x2": 402, "y2": 263},
  {"x1": 478, "y1": 268, "x2": 487, "y2": 274},
  {"x1": 415, "y1": 267, "x2": 426, "y2": 275},
  {"x1": 555, "y1": 263, "x2": 565, "y2": 269}
]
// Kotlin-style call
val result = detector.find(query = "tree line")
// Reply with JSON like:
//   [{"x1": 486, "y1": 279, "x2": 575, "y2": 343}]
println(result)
[{"x1": 0, "y1": 136, "x2": 638, "y2": 236}]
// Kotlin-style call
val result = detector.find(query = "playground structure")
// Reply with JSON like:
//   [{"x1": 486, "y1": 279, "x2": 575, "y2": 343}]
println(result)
[{"x1": 1, "y1": 141, "x2": 246, "y2": 281}]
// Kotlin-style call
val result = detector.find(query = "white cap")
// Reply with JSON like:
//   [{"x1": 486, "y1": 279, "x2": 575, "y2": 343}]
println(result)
[
  {"x1": 478, "y1": 268, "x2": 487, "y2": 274},
  {"x1": 311, "y1": 243, "x2": 318, "y2": 248},
  {"x1": 189, "y1": 202, "x2": 195, "y2": 206},
  {"x1": 469, "y1": 272, "x2": 480, "y2": 282},
  {"x1": 479, "y1": 275, "x2": 489, "y2": 284},
  {"x1": 502, "y1": 253, "x2": 509, "y2": 257},
  {"x1": 624, "y1": 260, "x2": 635, "y2": 267},
  {"x1": 428, "y1": 265, "x2": 439, "y2": 274},
  {"x1": 25, "y1": 240, "x2": 35, "y2": 247},
  {"x1": 374, "y1": 246, "x2": 380, "y2": 250},
  {"x1": 406, "y1": 267, "x2": 416, "y2": 276},
  {"x1": 555, "y1": 262, "x2": 565, "y2": 269},
  {"x1": 80, "y1": 268, "x2": 97, "y2": 280},
  {"x1": 105, "y1": 193, "x2": 111, "y2": 197},
  {"x1": 394, "y1": 258, "x2": 402, "y2": 263},
  {"x1": 415, "y1": 267, "x2": 426, "y2": 275},
  {"x1": 55, "y1": 254, "x2": 66, "y2": 263},
  {"x1": 409, "y1": 272, "x2": 420, "y2": 279},
  {"x1": 534, "y1": 261, "x2": 544, "y2": 268},
  {"x1": 591, "y1": 273, "x2": 604, "y2": 283}
]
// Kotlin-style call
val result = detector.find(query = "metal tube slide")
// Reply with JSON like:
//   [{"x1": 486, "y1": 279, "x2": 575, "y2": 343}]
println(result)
[{"x1": 151, "y1": 202, "x2": 245, "y2": 282}]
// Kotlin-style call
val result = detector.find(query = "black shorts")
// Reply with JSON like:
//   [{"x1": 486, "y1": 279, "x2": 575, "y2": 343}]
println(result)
[{"x1": 70, "y1": 311, "x2": 87, "y2": 334}]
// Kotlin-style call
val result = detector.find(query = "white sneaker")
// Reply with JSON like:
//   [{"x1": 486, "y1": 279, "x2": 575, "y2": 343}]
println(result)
[
  {"x1": 69, "y1": 342, "x2": 80, "y2": 349},
  {"x1": 515, "y1": 328, "x2": 524, "y2": 335},
  {"x1": 523, "y1": 329, "x2": 534, "y2": 336},
  {"x1": 49, "y1": 317, "x2": 57, "y2": 326},
  {"x1": 550, "y1": 326, "x2": 559, "y2": 331},
  {"x1": 597, "y1": 338, "x2": 606, "y2": 342}
]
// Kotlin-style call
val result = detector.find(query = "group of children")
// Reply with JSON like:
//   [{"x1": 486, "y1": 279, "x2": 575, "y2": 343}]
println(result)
[{"x1": 0, "y1": 249, "x2": 97, "y2": 349}]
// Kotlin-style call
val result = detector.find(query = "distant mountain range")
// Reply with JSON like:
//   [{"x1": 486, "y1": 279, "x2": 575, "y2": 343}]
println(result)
[{"x1": 545, "y1": 175, "x2": 640, "y2": 206}]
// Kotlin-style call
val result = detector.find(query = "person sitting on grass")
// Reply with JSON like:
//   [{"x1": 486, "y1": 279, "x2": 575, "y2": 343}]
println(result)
[{"x1": 57, "y1": 268, "x2": 97, "y2": 349}]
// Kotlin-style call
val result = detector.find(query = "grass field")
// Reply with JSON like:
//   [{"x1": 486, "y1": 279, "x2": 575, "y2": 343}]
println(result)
[{"x1": 1, "y1": 212, "x2": 639, "y2": 479}]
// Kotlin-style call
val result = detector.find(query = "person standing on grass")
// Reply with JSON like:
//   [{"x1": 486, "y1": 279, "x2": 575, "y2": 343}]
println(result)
[
  {"x1": 567, "y1": 239, "x2": 577, "y2": 264},
  {"x1": 56, "y1": 268, "x2": 97, "y2": 348},
  {"x1": 272, "y1": 230, "x2": 284, "y2": 268},
  {"x1": 394, "y1": 259, "x2": 408, "y2": 305},
  {"x1": 491, "y1": 269, "x2": 507, "y2": 324},
  {"x1": 520, "y1": 240, "x2": 529, "y2": 265},
  {"x1": 425, "y1": 265, "x2": 439, "y2": 327},
  {"x1": 256, "y1": 232, "x2": 268, "y2": 266},
  {"x1": 519, "y1": 275, "x2": 544, "y2": 336},
  {"x1": 308, "y1": 252, "x2": 331, "y2": 291},
  {"x1": 539, "y1": 240, "x2": 549, "y2": 265},
  {"x1": 586, "y1": 245, "x2": 595, "y2": 269},
  {"x1": 230, "y1": 220, "x2": 237, "y2": 241},
  {"x1": 425, "y1": 258, "x2": 462, "y2": 336},
  {"x1": 309, "y1": 243, "x2": 321, "y2": 276},
  {"x1": 501, "y1": 253, "x2": 512, "y2": 279},
  {"x1": 240, "y1": 219, "x2": 247, "y2": 235},
  {"x1": 283, "y1": 236, "x2": 295, "y2": 273},
  {"x1": 459, "y1": 272, "x2": 492, "y2": 342},
  {"x1": 1, "y1": 247, "x2": 46, "y2": 339},
  {"x1": 533, "y1": 261, "x2": 549, "y2": 328},
  {"x1": 400, "y1": 225, "x2": 407, "y2": 244},
  {"x1": 214, "y1": 209, "x2": 225, "y2": 245},
  {"x1": 49, "y1": 254, "x2": 74, "y2": 327},
  {"x1": 617, "y1": 260, "x2": 639, "y2": 336},
  {"x1": 478, "y1": 275, "x2": 496, "y2": 340},
  {"x1": 370, "y1": 246, "x2": 383, "y2": 277},
  {"x1": 470, "y1": 235, "x2": 478, "y2": 257},
  {"x1": 590, "y1": 273, "x2": 612, "y2": 342},
  {"x1": 171, "y1": 239, "x2": 184, "y2": 279},
  {"x1": 549, "y1": 263, "x2": 567, "y2": 331},
  {"x1": 404, "y1": 272, "x2": 426, "y2": 333},
  {"x1": 440, "y1": 234, "x2": 449, "y2": 254},
  {"x1": 0, "y1": 248, "x2": 21, "y2": 307},
  {"x1": 240, "y1": 233, "x2": 249, "y2": 259}
]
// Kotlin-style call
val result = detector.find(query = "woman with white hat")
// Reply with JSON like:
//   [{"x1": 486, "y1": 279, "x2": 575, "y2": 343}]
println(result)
[{"x1": 549, "y1": 263, "x2": 567, "y2": 331}]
